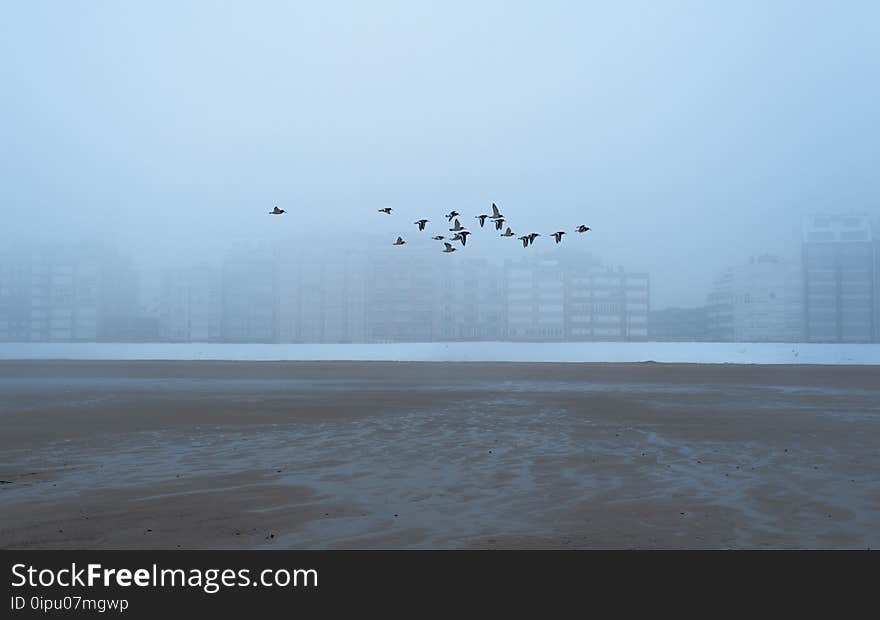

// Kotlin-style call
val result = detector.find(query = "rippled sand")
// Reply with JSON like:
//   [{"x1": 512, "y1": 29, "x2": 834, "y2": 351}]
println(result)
[{"x1": 1, "y1": 361, "x2": 878, "y2": 549}]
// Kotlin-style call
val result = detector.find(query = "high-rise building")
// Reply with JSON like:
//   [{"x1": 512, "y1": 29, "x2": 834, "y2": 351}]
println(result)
[
  {"x1": 802, "y1": 215, "x2": 875, "y2": 342},
  {"x1": 159, "y1": 263, "x2": 222, "y2": 342},
  {"x1": 505, "y1": 255, "x2": 566, "y2": 341},
  {"x1": 622, "y1": 270, "x2": 650, "y2": 341},
  {"x1": 276, "y1": 245, "x2": 366, "y2": 343},
  {"x1": 589, "y1": 267, "x2": 649, "y2": 341},
  {"x1": 706, "y1": 254, "x2": 803, "y2": 342},
  {"x1": 0, "y1": 244, "x2": 139, "y2": 342},
  {"x1": 364, "y1": 244, "x2": 438, "y2": 342},
  {"x1": 220, "y1": 247, "x2": 277, "y2": 343},
  {"x1": 872, "y1": 218, "x2": 880, "y2": 342},
  {"x1": 705, "y1": 269, "x2": 735, "y2": 341},
  {"x1": 0, "y1": 256, "x2": 32, "y2": 341},
  {"x1": 567, "y1": 264, "x2": 649, "y2": 341},
  {"x1": 504, "y1": 252, "x2": 649, "y2": 341},
  {"x1": 433, "y1": 258, "x2": 504, "y2": 341}
]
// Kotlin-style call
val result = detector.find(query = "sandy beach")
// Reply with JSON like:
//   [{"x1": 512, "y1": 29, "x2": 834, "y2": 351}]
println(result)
[{"x1": 1, "y1": 360, "x2": 879, "y2": 549}]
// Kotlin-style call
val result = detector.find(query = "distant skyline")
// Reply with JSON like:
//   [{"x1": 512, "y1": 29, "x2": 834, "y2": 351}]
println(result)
[
  {"x1": 2, "y1": 1, "x2": 879, "y2": 309},
  {"x1": 2, "y1": 212, "x2": 871, "y2": 313}
]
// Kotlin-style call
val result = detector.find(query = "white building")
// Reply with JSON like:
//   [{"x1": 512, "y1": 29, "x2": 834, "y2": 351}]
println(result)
[
  {"x1": 707, "y1": 254, "x2": 804, "y2": 342},
  {"x1": 568, "y1": 266, "x2": 649, "y2": 341},
  {"x1": 505, "y1": 256, "x2": 566, "y2": 341},
  {"x1": 504, "y1": 252, "x2": 649, "y2": 341}
]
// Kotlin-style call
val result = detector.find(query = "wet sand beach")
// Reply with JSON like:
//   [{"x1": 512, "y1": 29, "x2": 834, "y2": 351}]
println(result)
[{"x1": 1, "y1": 360, "x2": 879, "y2": 549}]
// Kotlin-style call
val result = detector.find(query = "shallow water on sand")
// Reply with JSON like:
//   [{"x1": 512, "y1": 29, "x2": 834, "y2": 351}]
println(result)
[{"x1": 1, "y1": 362, "x2": 879, "y2": 549}]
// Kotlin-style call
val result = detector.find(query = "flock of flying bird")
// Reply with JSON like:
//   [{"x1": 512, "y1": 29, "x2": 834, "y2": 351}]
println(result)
[
  {"x1": 381, "y1": 202, "x2": 590, "y2": 252},
  {"x1": 270, "y1": 202, "x2": 591, "y2": 252}
]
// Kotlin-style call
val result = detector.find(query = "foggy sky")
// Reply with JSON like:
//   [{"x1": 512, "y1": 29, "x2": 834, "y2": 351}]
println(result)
[{"x1": 2, "y1": 1, "x2": 879, "y2": 308}]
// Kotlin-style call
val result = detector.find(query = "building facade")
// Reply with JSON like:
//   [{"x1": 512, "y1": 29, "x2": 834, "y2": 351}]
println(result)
[
  {"x1": 706, "y1": 254, "x2": 803, "y2": 342},
  {"x1": 503, "y1": 252, "x2": 649, "y2": 341},
  {"x1": 6, "y1": 241, "x2": 656, "y2": 344},
  {"x1": 220, "y1": 247, "x2": 278, "y2": 343},
  {"x1": 433, "y1": 258, "x2": 505, "y2": 341},
  {"x1": 875, "y1": 218, "x2": 880, "y2": 342},
  {"x1": 802, "y1": 215, "x2": 875, "y2": 343},
  {"x1": 0, "y1": 245, "x2": 139, "y2": 342},
  {"x1": 276, "y1": 245, "x2": 366, "y2": 343},
  {"x1": 505, "y1": 256, "x2": 566, "y2": 340},
  {"x1": 364, "y1": 244, "x2": 438, "y2": 342},
  {"x1": 159, "y1": 263, "x2": 222, "y2": 342},
  {"x1": 567, "y1": 266, "x2": 649, "y2": 341}
]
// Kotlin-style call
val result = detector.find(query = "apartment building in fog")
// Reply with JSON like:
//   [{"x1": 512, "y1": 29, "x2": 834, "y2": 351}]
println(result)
[
  {"x1": 220, "y1": 247, "x2": 277, "y2": 343},
  {"x1": 434, "y1": 258, "x2": 504, "y2": 341},
  {"x1": 876, "y1": 218, "x2": 880, "y2": 342},
  {"x1": 276, "y1": 245, "x2": 366, "y2": 343},
  {"x1": 0, "y1": 244, "x2": 140, "y2": 342},
  {"x1": 569, "y1": 265, "x2": 649, "y2": 341},
  {"x1": 505, "y1": 256, "x2": 566, "y2": 340},
  {"x1": 802, "y1": 215, "x2": 875, "y2": 342},
  {"x1": 364, "y1": 244, "x2": 438, "y2": 342},
  {"x1": 503, "y1": 252, "x2": 649, "y2": 341},
  {"x1": 6, "y1": 241, "x2": 657, "y2": 344},
  {"x1": 159, "y1": 263, "x2": 222, "y2": 342},
  {"x1": 706, "y1": 254, "x2": 803, "y2": 342}
]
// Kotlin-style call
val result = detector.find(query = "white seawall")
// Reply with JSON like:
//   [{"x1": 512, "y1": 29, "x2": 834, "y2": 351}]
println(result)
[{"x1": 1, "y1": 342, "x2": 880, "y2": 365}]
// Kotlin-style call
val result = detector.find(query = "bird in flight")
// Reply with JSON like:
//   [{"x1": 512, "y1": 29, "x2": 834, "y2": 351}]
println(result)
[
  {"x1": 448, "y1": 218, "x2": 466, "y2": 232},
  {"x1": 364, "y1": 200, "x2": 595, "y2": 255},
  {"x1": 270, "y1": 206, "x2": 286, "y2": 215}
]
